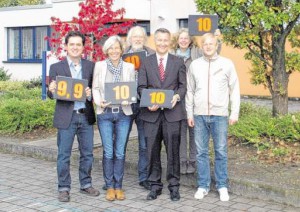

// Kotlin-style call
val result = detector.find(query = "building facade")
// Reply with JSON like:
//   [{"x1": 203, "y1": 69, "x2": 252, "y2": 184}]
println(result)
[{"x1": 0, "y1": 0, "x2": 299, "y2": 97}]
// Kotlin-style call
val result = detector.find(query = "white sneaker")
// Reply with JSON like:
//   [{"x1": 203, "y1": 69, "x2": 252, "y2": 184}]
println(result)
[
  {"x1": 194, "y1": 188, "x2": 209, "y2": 199},
  {"x1": 218, "y1": 187, "x2": 230, "y2": 201}
]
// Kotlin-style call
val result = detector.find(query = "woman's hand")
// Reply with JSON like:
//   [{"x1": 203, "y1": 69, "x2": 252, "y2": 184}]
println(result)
[{"x1": 100, "y1": 100, "x2": 111, "y2": 108}]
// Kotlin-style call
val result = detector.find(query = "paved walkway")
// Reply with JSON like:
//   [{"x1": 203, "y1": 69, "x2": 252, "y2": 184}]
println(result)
[
  {"x1": 241, "y1": 97, "x2": 300, "y2": 113},
  {"x1": 0, "y1": 152, "x2": 298, "y2": 212},
  {"x1": 0, "y1": 98, "x2": 299, "y2": 211}
]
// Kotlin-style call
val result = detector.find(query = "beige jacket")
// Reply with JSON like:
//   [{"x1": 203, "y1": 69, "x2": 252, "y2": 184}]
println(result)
[
  {"x1": 92, "y1": 60, "x2": 135, "y2": 115},
  {"x1": 186, "y1": 54, "x2": 240, "y2": 121}
]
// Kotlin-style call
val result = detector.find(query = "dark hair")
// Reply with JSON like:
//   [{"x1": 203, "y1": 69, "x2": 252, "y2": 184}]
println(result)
[
  {"x1": 64, "y1": 31, "x2": 86, "y2": 46},
  {"x1": 154, "y1": 28, "x2": 171, "y2": 36}
]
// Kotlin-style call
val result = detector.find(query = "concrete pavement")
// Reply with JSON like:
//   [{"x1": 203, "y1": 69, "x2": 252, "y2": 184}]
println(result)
[
  {"x1": 0, "y1": 98, "x2": 300, "y2": 211},
  {"x1": 0, "y1": 152, "x2": 298, "y2": 212}
]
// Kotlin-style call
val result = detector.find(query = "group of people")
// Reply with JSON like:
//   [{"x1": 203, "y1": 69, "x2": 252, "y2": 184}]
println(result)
[{"x1": 47, "y1": 25, "x2": 240, "y2": 203}]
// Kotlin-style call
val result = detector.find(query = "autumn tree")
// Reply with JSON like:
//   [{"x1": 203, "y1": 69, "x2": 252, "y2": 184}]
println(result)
[
  {"x1": 195, "y1": 0, "x2": 300, "y2": 116},
  {"x1": 0, "y1": 0, "x2": 44, "y2": 7},
  {"x1": 47, "y1": 0, "x2": 134, "y2": 62}
]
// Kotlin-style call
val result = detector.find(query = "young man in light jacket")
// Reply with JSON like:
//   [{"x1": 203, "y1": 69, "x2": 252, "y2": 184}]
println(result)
[{"x1": 185, "y1": 33, "x2": 240, "y2": 202}]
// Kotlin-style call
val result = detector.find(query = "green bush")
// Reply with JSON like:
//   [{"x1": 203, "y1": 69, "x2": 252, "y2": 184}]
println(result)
[
  {"x1": 23, "y1": 76, "x2": 42, "y2": 89},
  {"x1": 0, "y1": 81, "x2": 55, "y2": 134},
  {"x1": 0, "y1": 98, "x2": 55, "y2": 133},
  {"x1": 229, "y1": 103, "x2": 300, "y2": 147},
  {"x1": 0, "y1": 67, "x2": 12, "y2": 81}
]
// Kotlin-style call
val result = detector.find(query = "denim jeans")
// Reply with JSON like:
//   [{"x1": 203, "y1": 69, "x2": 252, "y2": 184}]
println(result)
[
  {"x1": 97, "y1": 109, "x2": 131, "y2": 189},
  {"x1": 194, "y1": 115, "x2": 228, "y2": 190},
  {"x1": 130, "y1": 102, "x2": 148, "y2": 182},
  {"x1": 57, "y1": 112, "x2": 94, "y2": 192}
]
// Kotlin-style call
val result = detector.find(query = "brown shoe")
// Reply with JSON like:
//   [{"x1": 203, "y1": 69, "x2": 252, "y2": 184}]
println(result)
[
  {"x1": 58, "y1": 191, "x2": 70, "y2": 202},
  {"x1": 115, "y1": 189, "x2": 125, "y2": 200},
  {"x1": 106, "y1": 188, "x2": 115, "y2": 201},
  {"x1": 80, "y1": 187, "x2": 100, "y2": 196}
]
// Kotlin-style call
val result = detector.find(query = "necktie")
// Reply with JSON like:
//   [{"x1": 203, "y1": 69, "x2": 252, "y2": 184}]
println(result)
[{"x1": 159, "y1": 58, "x2": 165, "y2": 81}]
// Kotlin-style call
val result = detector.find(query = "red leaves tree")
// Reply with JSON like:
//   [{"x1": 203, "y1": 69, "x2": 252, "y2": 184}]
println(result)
[{"x1": 46, "y1": 0, "x2": 134, "y2": 62}]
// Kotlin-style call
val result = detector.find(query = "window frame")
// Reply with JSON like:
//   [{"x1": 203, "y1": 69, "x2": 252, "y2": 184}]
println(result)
[
  {"x1": 6, "y1": 26, "x2": 51, "y2": 63},
  {"x1": 178, "y1": 19, "x2": 188, "y2": 29}
]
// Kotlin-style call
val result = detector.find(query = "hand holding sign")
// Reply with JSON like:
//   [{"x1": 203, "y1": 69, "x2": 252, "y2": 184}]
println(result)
[
  {"x1": 53, "y1": 76, "x2": 88, "y2": 102},
  {"x1": 105, "y1": 81, "x2": 137, "y2": 104},
  {"x1": 140, "y1": 89, "x2": 174, "y2": 109}
]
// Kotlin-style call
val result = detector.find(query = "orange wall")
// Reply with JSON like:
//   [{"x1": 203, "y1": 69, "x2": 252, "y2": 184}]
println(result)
[{"x1": 144, "y1": 35, "x2": 300, "y2": 98}]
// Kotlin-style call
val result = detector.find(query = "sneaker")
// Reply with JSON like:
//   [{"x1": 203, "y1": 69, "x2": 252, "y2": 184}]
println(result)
[
  {"x1": 58, "y1": 191, "x2": 70, "y2": 202},
  {"x1": 186, "y1": 161, "x2": 196, "y2": 174},
  {"x1": 180, "y1": 161, "x2": 187, "y2": 174},
  {"x1": 80, "y1": 187, "x2": 100, "y2": 197},
  {"x1": 218, "y1": 187, "x2": 230, "y2": 201},
  {"x1": 194, "y1": 188, "x2": 208, "y2": 200}
]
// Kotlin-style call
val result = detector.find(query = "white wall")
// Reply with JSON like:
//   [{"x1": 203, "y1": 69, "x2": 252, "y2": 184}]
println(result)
[{"x1": 0, "y1": 0, "x2": 198, "y2": 80}]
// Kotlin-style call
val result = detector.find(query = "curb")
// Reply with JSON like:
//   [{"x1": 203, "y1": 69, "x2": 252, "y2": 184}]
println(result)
[{"x1": 0, "y1": 139, "x2": 299, "y2": 208}]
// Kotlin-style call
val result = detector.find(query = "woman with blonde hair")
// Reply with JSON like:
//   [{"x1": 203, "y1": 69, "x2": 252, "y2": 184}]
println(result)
[
  {"x1": 170, "y1": 28, "x2": 221, "y2": 175},
  {"x1": 92, "y1": 35, "x2": 135, "y2": 201}
]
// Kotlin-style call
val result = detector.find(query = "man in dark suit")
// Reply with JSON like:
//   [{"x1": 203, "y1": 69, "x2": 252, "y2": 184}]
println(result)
[
  {"x1": 138, "y1": 28, "x2": 187, "y2": 201},
  {"x1": 48, "y1": 31, "x2": 99, "y2": 202}
]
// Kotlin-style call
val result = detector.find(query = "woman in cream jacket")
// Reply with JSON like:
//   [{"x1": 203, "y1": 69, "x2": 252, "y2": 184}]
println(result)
[{"x1": 92, "y1": 35, "x2": 135, "y2": 201}]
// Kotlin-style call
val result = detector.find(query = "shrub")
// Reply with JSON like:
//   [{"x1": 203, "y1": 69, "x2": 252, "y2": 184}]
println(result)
[
  {"x1": 0, "y1": 67, "x2": 12, "y2": 81},
  {"x1": 23, "y1": 76, "x2": 42, "y2": 89},
  {"x1": 0, "y1": 81, "x2": 24, "y2": 91},
  {"x1": 229, "y1": 103, "x2": 300, "y2": 148},
  {"x1": 0, "y1": 98, "x2": 55, "y2": 134},
  {"x1": 0, "y1": 81, "x2": 55, "y2": 134}
]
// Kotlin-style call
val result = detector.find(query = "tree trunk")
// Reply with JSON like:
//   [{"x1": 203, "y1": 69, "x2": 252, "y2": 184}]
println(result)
[{"x1": 271, "y1": 37, "x2": 289, "y2": 116}]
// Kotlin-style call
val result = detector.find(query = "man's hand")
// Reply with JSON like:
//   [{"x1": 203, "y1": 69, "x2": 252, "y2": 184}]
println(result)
[
  {"x1": 48, "y1": 81, "x2": 57, "y2": 93},
  {"x1": 188, "y1": 118, "x2": 194, "y2": 127},
  {"x1": 148, "y1": 105, "x2": 159, "y2": 112},
  {"x1": 121, "y1": 100, "x2": 130, "y2": 106},
  {"x1": 171, "y1": 94, "x2": 180, "y2": 108},
  {"x1": 229, "y1": 119, "x2": 238, "y2": 125},
  {"x1": 85, "y1": 87, "x2": 91, "y2": 98}
]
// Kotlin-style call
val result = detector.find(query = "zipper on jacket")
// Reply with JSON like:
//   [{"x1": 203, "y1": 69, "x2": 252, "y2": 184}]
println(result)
[{"x1": 208, "y1": 59, "x2": 210, "y2": 116}]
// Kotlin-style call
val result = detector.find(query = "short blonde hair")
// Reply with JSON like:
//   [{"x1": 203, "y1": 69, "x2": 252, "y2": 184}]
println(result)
[
  {"x1": 170, "y1": 28, "x2": 199, "y2": 50},
  {"x1": 102, "y1": 35, "x2": 124, "y2": 56},
  {"x1": 126, "y1": 26, "x2": 147, "y2": 46},
  {"x1": 201, "y1": 33, "x2": 218, "y2": 47}
]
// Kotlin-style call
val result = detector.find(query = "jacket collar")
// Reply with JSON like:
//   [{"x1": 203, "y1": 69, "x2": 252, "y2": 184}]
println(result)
[{"x1": 203, "y1": 53, "x2": 219, "y2": 62}]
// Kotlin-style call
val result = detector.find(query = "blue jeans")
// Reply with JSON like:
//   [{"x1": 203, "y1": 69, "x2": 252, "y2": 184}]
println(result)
[
  {"x1": 194, "y1": 115, "x2": 228, "y2": 190},
  {"x1": 130, "y1": 102, "x2": 148, "y2": 182},
  {"x1": 57, "y1": 112, "x2": 94, "y2": 192},
  {"x1": 97, "y1": 109, "x2": 131, "y2": 189}
]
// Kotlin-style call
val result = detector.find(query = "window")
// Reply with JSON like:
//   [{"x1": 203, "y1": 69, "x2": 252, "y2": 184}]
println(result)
[
  {"x1": 133, "y1": 21, "x2": 150, "y2": 35},
  {"x1": 178, "y1": 19, "x2": 188, "y2": 28},
  {"x1": 103, "y1": 21, "x2": 150, "y2": 36},
  {"x1": 7, "y1": 26, "x2": 50, "y2": 63}
]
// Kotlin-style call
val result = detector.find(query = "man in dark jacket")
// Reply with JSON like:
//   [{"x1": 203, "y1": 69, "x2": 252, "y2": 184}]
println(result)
[
  {"x1": 48, "y1": 31, "x2": 99, "y2": 202},
  {"x1": 138, "y1": 28, "x2": 187, "y2": 201}
]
